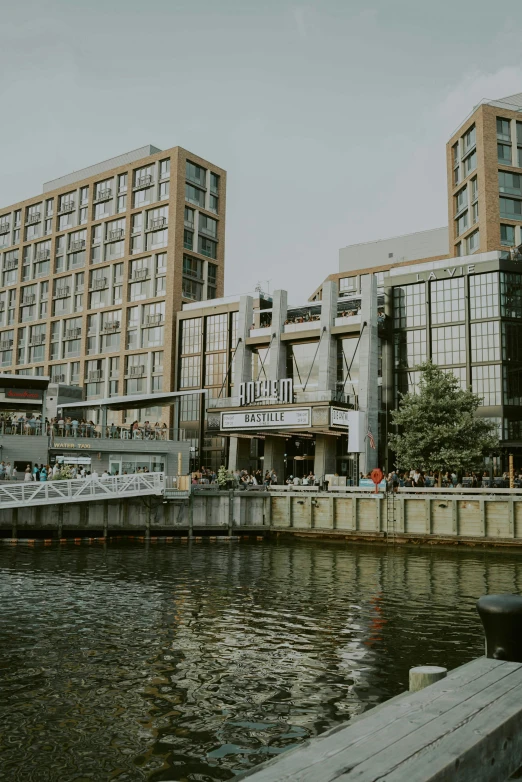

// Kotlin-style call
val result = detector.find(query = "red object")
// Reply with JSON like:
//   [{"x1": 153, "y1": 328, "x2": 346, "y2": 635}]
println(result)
[{"x1": 371, "y1": 468, "x2": 384, "y2": 493}]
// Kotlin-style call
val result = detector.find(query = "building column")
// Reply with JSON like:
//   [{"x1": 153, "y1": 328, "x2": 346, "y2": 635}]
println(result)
[
  {"x1": 268, "y1": 290, "x2": 288, "y2": 381},
  {"x1": 263, "y1": 436, "x2": 285, "y2": 483},
  {"x1": 314, "y1": 434, "x2": 337, "y2": 480},
  {"x1": 317, "y1": 280, "x2": 337, "y2": 400},
  {"x1": 358, "y1": 274, "x2": 379, "y2": 475},
  {"x1": 228, "y1": 437, "x2": 251, "y2": 471}
]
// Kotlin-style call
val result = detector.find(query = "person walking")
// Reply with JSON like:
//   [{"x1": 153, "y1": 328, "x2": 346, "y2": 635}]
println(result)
[
  {"x1": 40, "y1": 466, "x2": 48, "y2": 482},
  {"x1": 11, "y1": 466, "x2": 18, "y2": 482}
]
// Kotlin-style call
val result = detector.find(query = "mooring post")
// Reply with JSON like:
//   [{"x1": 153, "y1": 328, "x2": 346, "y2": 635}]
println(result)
[
  {"x1": 57, "y1": 504, "x2": 63, "y2": 539},
  {"x1": 103, "y1": 501, "x2": 109, "y2": 539},
  {"x1": 188, "y1": 490, "x2": 194, "y2": 539},
  {"x1": 409, "y1": 666, "x2": 447, "y2": 692},
  {"x1": 477, "y1": 594, "x2": 522, "y2": 662},
  {"x1": 145, "y1": 504, "x2": 151, "y2": 540},
  {"x1": 228, "y1": 489, "x2": 234, "y2": 536},
  {"x1": 11, "y1": 506, "x2": 18, "y2": 539}
]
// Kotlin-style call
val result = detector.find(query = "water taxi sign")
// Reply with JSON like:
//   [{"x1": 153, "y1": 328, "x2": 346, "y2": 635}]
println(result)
[{"x1": 221, "y1": 407, "x2": 311, "y2": 431}]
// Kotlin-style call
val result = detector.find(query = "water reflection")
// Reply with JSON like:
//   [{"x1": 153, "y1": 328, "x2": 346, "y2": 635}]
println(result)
[{"x1": 1, "y1": 541, "x2": 521, "y2": 781}]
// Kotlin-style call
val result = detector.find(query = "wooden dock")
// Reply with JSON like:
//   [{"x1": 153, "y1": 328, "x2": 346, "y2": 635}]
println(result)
[{"x1": 237, "y1": 656, "x2": 522, "y2": 781}]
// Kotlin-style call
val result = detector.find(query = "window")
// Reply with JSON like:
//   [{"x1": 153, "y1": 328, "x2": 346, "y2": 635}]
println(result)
[
  {"x1": 206, "y1": 314, "x2": 227, "y2": 351},
  {"x1": 129, "y1": 281, "x2": 150, "y2": 302},
  {"x1": 431, "y1": 325, "x2": 466, "y2": 365},
  {"x1": 199, "y1": 214, "x2": 217, "y2": 238},
  {"x1": 501, "y1": 272, "x2": 522, "y2": 318},
  {"x1": 180, "y1": 355, "x2": 201, "y2": 388},
  {"x1": 146, "y1": 228, "x2": 168, "y2": 250},
  {"x1": 501, "y1": 224, "x2": 516, "y2": 246},
  {"x1": 207, "y1": 263, "x2": 217, "y2": 287},
  {"x1": 499, "y1": 197, "x2": 522, "y2": 219},
  {"x1": 463, "y1": 125, "x2": 476, "y2": 152},
  {"x1": 205, "y1": 352, "x2": 226, "y2": 386},
  {"x1": 464, "y1": 150, "x2": 477, "y2": 175},
  {"x1": 183, "y1": 255, "x2": 203, "y2": 279},
  {"x1": 393, "y1": 283, "x2": 425, "y2": 328},
  {"x1": 497, "y1": 118, "x2": 511, "y2": 141},
  {"x1": 159, "y1": 181, "x2": 169, "y2": 200},
  {"x1": 185, "y1": 184, "x2": 205, "y2": 207},
  {"x1": 470, "y1": 273, "x2": 499, "y2": 320},
  {"x1": 455, "y1": 242, "x2": 462, "y2": 257},
  {"x1": 456, "y1": 211, "x2": 468, "y2": 236},
  {"x1": 182, "y1": 278, "x2": 203, "y2": 301},
  {"x1": 184, "y1": 229, "x2": 193, "y2": 250},
  {"x1": 452, "y1": 143, "x2": 459, "y2": 167},
  {"x1": 159, "y1": 159, "x2": 170, "y2": 179},
  {"x1": 210, "y1": 172, "x2": 219, "y2": 195},
  {"x1": 394, "y1": 329, "x2": 426, "y2": 369},
  {"x1": 472, "y1": 201, "x2": 479, "y2": 224},
  {"x1": 80, "y1": 187, "x2": 89, "y2": 205},
  {"x1": 134, "y1": 165, "x2": 153, "y2": 187},
  {"x1": 467, "y1": 229, "x2": 480, "y2": 253},
  {"x1": 94, "y1": 200, "x2": 112, "y2": 219},
  {"x1": 79, "y1": 207, "x2": 88, "y2": 225},
  {"x1": 198, "y1": 235, "x2": 217, "y2": 259},
  {"x1": 117, "y1": 195, "x2": 127, "y2": 213},
  {"x1": 118, "y1": 173, "x2": 127, "y2": 193},
  {"x1": 498, "y1": 143, "x2": 512, "y2": 165},
  {"x1": 186, "y1": 160, "x2": 206, "y2": 187},
  {"x1": 472, "y1": 364, "x2": 501, "y2": 406},
  {"x1": 471, "y1": 321, "x2": 500, "y2": 363},
  {"x1": 133, "y1": 188, "x2": 152, "y2": 208},
  {"x1": 181, "y1": 318, "x2": 202, "y2": 354},
  {"x1": 155, "y1": 252, "x2": 167, "y2": 275},
  {"x1": 430, "y1": 278, "x2": 465, "y2": 324},
  {"x1": 209, "y1": 194, "x2": 218, "y2": 214},
  {"x1": 498, "y1": 171, "x2": 521, "y2": 195},
  {"x1": 456, "y1": 187, "x2": 468, "y2": 213},
  {"x1": 471, "y1": 177, "x2": 478, "y2": 201}
]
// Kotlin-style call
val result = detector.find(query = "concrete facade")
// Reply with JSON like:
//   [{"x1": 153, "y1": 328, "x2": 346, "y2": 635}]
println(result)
[{"x1": 339, "y1": 227, "x2": 449, "y2": 274}]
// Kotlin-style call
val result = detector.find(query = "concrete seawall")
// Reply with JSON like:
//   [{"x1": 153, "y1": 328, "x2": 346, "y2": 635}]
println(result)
[{"x1": 3, "y1": 487, "x2": 522, "y2": 546}]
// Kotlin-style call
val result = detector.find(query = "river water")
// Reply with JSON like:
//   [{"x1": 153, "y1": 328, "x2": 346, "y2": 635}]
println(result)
[{"x1": 1, "y1": 539, "x2": 521, "y2": 781}]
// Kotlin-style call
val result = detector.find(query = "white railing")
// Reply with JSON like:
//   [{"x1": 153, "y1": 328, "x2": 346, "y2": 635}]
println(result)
[{"x1": 0, "y1": 472, "x2": 165, "y2": 509}]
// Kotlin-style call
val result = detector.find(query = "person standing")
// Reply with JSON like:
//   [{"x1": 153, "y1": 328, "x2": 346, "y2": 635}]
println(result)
[
  {"x1": 11, "y1": 466, "x2": 18, "y2": 482},
  {"x1": 33, "y1": 464, "x2": 40, "y2": 481},
  {"x1": 24, "y1": 465, "x2": 32, "y2": 482},
  {"x1": 4, "y1": 462, "x2": 11, "y2": 481}
]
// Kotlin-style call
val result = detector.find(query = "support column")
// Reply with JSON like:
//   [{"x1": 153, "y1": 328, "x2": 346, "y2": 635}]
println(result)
[
  {"x1": 57, "y1": 504, "x2": 63, "y2": 539},
  {"x1": 268, "y1": 290, "x2": 288, "y2": 381},
  {"x1": 317, "y1": 281, "x2": 337, "y2": 400},
  {"x1": 11, "y1": 507, "x2": 18, "y2": 539},
  {"x1": 358, "y1": 274, "x2": 379, "y2": 475},
  {"x1": 103, "y1": 501, "x2": 109, "y2": 538},
  {"x1": 314, "y1": 433, "x2": 337, "y2": 481},
  {"x1": 263, "y1": 437, "x2": 285, "y2": 484},
  {"x1": 228, "y1": 437, "x2": 251, "y2": 471}
]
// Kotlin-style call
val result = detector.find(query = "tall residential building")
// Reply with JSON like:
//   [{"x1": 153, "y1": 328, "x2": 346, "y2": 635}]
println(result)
[
  {"x1": 447, "y1": 92, "x2": 522, "y2": 258},
  {"x1": 0, "y1": 144, "x2": 226, "y2": 418}
]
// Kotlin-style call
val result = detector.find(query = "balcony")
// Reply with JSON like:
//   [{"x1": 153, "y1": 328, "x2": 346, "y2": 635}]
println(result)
[
  {"x1": 149, "y1": 216, "x2": 166, "y2": 230},
  {"x1": 0, "y1": 340, "x2": 13, "y2": 351},
  {"x1": 0, "y1": 222, "x2": 10, "y2": 235},
  {"x1": 108, "y1": 228, "x2": 124, "y2": 241},
  {"x1": 145, "y1": 314, "x2": 162, "y2": 326},
  {"x1": 131, "y1": 268, "x2": 149, "y2": 281},
  {"x1": 58, "y1": 201, "x2": 75, "y2": 215},
  {"x1": 64, "y1": 328, "x2": 81, "y2": 339},
  {"x1": 54, "y1": 286, "x2": 70, "y2": 299},
  {"x1": 94, "y1": 188, "x2": 112, "y2": 203},
  {"x1": 199, "y1": 224, "x2": 217, "y2": 239},
  {"x1": 4, "y1": 260, "x2": 17, "y2": 271},
  {"x1": 29, "y1": 334, "x2": 46, "y2": 346},
  {"x1": 69, "y1": 240, "x2": 86, "y2": 252},
  {"x1": 101, "y1": 321, "x2": 120, "y2": 333},
  {"x1": 51, "y1": 374, "x2": 65, "y2": 383},
  {"x1": 26, "y1": 212, "x2": 41, "y2": 225},
  {"x1": 22, "y1": 294, "x2": 36, "y2": 306},
  {"x1": 129, "y1": 365, "x2": 146, "y2": 377},
  {"x1": 91, "y1": 277, "x2": 107, "y2": 290},
  {"x1": 134, "y1": 174, "x2": 152, "y2": 190},
  {"x1": 35, "y1": 250, "x2": 50, "y2": 262},
  {"x1": 88, "y1": 370, "x2": 102, "y2": 382},
  {"x1": 249, "y1": 326, "x2": 272, "y2": 338},
  {"x1": 49, "y1": 423, "x2": 186, "y2": 442}
]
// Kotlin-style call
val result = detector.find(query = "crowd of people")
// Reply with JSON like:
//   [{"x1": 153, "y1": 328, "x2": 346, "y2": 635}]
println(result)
[
  {"x1": 0, "y1": 413, "x2": 170, "y2": 440},
  {"x1": 0, "y1": 462, "x2": 156, "y2": 482},
  {"x1": 382, "y1": 469, "x2": 519, "y2": 490}
]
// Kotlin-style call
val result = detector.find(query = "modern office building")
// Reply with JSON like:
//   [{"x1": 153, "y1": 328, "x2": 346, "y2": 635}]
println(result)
[
  {"x1": 447, "y1": 92, "x2": 522, "y2": 258},
  {"x1": 0, "y1": 144, "x2": 226, "y2": 427}
]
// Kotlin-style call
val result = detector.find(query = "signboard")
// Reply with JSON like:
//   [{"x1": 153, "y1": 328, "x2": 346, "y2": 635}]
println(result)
[
  {"x1": 53, "y1": 442, "x2": 92, "y2": 449},
  {"x1": 221, "y1": 407, "x2": 311, "y2": 431},
  {"x1": 359, "y1": 478, "x2": 386, "y2": 490},
  {"x1": 5, "y1": 388, "x2": 43, "y2": 401},
  {"x1": 331, "y1": 408, "x2": 350, "y2": 428},
  {"x1": 239, "y1": 378, "x2": 293, "y2": 406}
]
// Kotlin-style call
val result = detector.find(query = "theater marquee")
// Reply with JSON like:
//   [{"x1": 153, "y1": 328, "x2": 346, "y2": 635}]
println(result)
[{"x1": 221, "y1": 407, "x2": 311, "y2": 431}]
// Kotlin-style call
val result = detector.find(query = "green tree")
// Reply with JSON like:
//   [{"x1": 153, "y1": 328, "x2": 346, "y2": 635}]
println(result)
[{"x1": 389, "y1": 362, "x2": 498, "y2": 482}]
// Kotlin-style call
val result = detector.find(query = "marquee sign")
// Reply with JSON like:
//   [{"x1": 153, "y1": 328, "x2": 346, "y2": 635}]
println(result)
[
  {"x1": 221, "y1": 406, "x2": 310, "y2": 431},
  {"x1": 5, "y1": 388, "x2": 43, "y2": 401},
  {"x1": 239, "y1": 378, "x2": 293, "y2": 406},
  {"x1": 53, "y1": 443, "x2": 92, "y2": 449},
  {"x1": 330, "y1": 408, "x2": 350, "y2": 428},
  {"x1": 415, "y1": 264, "x2": 475, "y2": 282}
]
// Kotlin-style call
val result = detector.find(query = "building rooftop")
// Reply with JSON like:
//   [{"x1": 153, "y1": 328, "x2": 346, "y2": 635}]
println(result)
[
  {"x1": 450, "y1": 92, "x2": 522, "y2": 138},
  {"x1": 42, "y1": 144, "x2": 162, "y2": 193}
]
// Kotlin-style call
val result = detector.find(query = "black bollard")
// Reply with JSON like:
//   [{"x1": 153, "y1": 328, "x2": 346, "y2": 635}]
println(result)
[{"x1": 476, "y1": 594, "x2": 522, "y2": 663}]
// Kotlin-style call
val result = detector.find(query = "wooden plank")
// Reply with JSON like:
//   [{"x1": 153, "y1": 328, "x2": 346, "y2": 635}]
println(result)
[{"x1": 237, "y1": 658, "x2": 511, "y2": 781}]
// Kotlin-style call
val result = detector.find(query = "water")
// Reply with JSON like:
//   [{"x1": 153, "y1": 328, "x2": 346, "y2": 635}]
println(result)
[{"x1": 1, "y1": 540, "x2": 521, "y2": 781}]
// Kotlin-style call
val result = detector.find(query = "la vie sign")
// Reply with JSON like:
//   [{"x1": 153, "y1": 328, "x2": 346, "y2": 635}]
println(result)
[{"x1": 415, "y1": 264, "x2": 475, "y2": 282}]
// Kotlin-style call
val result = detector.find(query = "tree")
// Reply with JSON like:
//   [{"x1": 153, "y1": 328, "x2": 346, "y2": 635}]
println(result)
[{"x1": 389, "y1": 362, "x2": 498, "y2": 481}]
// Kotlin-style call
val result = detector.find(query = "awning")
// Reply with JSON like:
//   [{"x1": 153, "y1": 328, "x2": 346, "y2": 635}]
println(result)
[{"x1": 58, "y1": 389, "x2": 207, "y2": 412}]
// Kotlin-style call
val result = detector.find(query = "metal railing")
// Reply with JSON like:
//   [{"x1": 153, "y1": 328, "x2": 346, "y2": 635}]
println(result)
[
  {"x1": 50, "y1": 425, "x2": 187, "y2": 442},
  {"x1": 0, "y1": 421, "x2": 47, "y2": 436},
  {"x1": 0, "y1": 472, "x2": 165, "y2": 510}
]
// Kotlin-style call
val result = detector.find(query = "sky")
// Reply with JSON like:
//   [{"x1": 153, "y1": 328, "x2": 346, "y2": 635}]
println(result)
[{"x1": 1, "y1": 0, "x2": 522, "y2": 304}]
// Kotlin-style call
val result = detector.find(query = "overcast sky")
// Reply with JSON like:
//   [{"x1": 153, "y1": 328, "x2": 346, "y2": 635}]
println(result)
[{"x1": 1, "y1": 0, "x2": 522, "y2": 303}]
